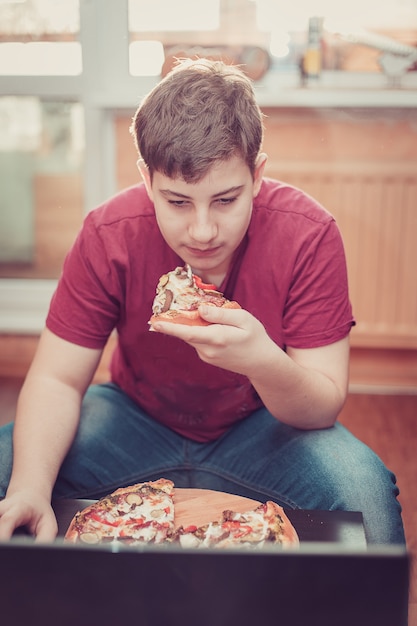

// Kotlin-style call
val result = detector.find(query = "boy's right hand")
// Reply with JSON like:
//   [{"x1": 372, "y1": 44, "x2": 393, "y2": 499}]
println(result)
[
  {"x1": 152, "y1": 305, "x2": 270, "y2": 379},
  {"x1": 0, "y1": 489, "x2": 58, "y2": 542}
]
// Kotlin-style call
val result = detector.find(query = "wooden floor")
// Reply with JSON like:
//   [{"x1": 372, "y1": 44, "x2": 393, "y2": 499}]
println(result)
[
  {"x1": 0, "y1": 378, "x2": 416, "y2": 624},
  {"x1": 339, "y1": 392, "x2": 417, "y2": 626}
]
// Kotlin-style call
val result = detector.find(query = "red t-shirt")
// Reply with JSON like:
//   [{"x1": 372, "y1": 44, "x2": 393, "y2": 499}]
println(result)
[{"x1": 46, "y1": 179, "x2": 354, "y2": 441}]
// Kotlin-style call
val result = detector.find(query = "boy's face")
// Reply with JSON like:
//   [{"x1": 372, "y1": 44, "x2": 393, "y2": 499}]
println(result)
[{"x1": 142, "y1": 154, "x2": 266, "y2": 283}]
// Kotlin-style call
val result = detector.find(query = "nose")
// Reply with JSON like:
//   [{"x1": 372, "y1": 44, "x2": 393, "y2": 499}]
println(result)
[{"x1": 188, "y1": 208, "x2": 218, "y2": 244}]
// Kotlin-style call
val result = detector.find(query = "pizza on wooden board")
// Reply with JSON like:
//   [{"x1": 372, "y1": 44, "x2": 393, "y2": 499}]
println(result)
[
  {"x1": 65, "y1": 479, "x2": 299, "y2": 549},
  {"x1": 173, "y1": 501, "x2": 299, "y2": 549},
  {"x1": 65, "y1": 478, "x2": 175, "y2": 545},
  {"x1": 148, "y1": 263, "x2": 241, "y2": 328}
]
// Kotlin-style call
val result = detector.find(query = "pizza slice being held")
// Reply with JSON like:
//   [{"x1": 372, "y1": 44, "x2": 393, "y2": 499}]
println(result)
[
  {"x1": 65, "y1": 478, "x2": 175, "y2": 545},
  {"x1": 149, "y1": 263, "x2": 240, "y2": 329},
  {"x1": 173, "y1": 501, "x2": 299, "y2": 549}
]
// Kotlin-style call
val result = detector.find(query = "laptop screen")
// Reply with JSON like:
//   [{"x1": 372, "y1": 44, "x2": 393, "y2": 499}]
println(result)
[{"x1": 0, "y1": 539, "x2": 409, "y2": 626}]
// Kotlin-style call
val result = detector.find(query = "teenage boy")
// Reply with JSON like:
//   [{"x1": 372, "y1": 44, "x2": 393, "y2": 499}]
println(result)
[{"x1": 0, "y1": 59, "x2": 405, "y2": 544}]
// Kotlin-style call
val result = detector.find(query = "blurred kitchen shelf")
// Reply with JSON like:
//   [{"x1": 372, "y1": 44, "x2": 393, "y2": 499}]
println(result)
[
  {"x1": 3, "y1": 70, "x2": 416, "y2": 110},
  {"x1": 255, "y1": 70, "x2": 417, "y2": 108}
]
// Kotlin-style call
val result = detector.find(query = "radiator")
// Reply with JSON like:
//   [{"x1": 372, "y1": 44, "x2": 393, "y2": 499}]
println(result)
[{"x1": 268, "y1": 161, "x2": 417, "y2": 349}]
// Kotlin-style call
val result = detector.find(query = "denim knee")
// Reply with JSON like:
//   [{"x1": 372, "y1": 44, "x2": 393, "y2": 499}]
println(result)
[
  {"x1": 297, "y1": 430, "x2": 406, "y2": 545},
  {"x1": 0, "y1": 423, "x2": 13, "y2": 497}
]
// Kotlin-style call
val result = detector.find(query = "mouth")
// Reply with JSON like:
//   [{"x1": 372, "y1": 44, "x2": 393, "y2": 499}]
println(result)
[{"x1": 186, "y1": 246, "x2": 220, "y2": 258}]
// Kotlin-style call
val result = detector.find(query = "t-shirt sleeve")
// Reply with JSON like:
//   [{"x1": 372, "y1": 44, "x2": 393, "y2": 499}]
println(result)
[
  {"x1": 46, "y1": 213, "x2": 122, "y2": 348},
  {"x1": 282, "y1": 218, "x2": 355, "y2": 349}
]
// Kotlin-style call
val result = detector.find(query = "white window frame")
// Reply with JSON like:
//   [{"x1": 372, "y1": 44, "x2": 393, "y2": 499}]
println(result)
[{"x1": 0, "y1": 0, "x2": 156, "y2": 332}]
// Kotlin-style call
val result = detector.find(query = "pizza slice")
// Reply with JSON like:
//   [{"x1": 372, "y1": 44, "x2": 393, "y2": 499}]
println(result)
[
  {"x1": 173, "y1": 501, "x2": 299, "y2": 549},
  {"x1": 149, "y1": 263, "x2": 240, "y2": 328},
  {"x1": 65, "y1": 478, "x2": 175, "y2": 545}
]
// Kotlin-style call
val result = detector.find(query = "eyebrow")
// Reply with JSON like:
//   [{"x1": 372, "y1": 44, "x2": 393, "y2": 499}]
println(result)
[{"x1": 159, "y1": 185, "x2": 245, "y2": 200}]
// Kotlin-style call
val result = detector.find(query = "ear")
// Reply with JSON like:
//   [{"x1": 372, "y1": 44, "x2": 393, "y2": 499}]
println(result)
[
  {"x1": 252, "y1": 152, "x2": 267, "y2": 197},
  {"x1": 137, "y1": 159, "x2": 154, "y2": 201}
]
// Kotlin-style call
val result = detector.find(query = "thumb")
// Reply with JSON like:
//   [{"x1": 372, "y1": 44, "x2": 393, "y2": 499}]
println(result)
[{"x1": 198, "y1": 304, "x2": 239, "y2": 325}]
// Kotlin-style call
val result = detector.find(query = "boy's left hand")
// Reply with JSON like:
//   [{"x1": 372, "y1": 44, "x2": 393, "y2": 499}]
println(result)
[{"x1": 151, "y1": 305, "x2": 270, "y2": 377}]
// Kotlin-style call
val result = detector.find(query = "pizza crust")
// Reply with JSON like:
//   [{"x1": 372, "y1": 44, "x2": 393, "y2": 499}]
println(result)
[
  {"x1": 262, "y1": 501, "x2": 300, "y2": 547},
  {"x1": 149, "y1": 264, "x2": 241, "y2": 328},
  {"x1": 149, "y1": 299, "x2": 241, "y2": 327}
]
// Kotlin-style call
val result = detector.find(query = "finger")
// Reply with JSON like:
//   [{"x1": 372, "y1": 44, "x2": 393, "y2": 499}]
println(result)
[
  {"x1": 151, "y1": 319, "x2": 210, "y2": 341},
  {"x1": 198, "y1": 304, "x2": 243, "y2": 326},
  {"x1": 0, "y1": 514, "x2": 19, "y2": 541},
  {"x1": 34, "y1": 517, "x2": 58, "y2": 543}
]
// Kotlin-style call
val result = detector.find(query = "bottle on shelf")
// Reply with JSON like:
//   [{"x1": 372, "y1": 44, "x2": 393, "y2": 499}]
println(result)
[{"x1": 301, "y1": 16, "x2": 323, "y2": 83}]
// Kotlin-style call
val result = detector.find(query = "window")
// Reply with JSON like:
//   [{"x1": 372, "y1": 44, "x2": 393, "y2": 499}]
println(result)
[
  {"x1": 0, "y1": 97, "x2": 84, "y2": 278},
  {"x1": 128, "y1": 0, "x2": 220, "y2": 32},
  {"x1": 0, "y1": 0, "x2": 81, "y2": 75}
]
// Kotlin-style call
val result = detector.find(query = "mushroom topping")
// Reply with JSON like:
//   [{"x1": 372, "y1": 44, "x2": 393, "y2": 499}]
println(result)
[
  {"x1": 125, "y1": 493, "x2": 143, "y2": 506},
  {"x1": 80, "y1": 532, "x2": 100, "y2": 544}
]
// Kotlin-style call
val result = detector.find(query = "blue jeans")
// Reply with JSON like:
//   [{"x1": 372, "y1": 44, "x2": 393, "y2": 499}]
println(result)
[{"x1": 0, "y1": 382, "x2": 405, "y2": 545}]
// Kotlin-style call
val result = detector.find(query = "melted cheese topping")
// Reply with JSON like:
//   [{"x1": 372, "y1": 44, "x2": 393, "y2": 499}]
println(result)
[
  {"x1": 77, "y1": 489, "x2": 174, "y2": 544},
  {"x1": 152, "y1": 264, "x2": 224, "y2": 315},
  {"x1": 177, "y1": 507, "x2": 286, "y2": 549}
]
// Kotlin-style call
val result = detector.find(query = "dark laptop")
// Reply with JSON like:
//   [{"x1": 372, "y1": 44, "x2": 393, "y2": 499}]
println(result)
[{"x1": 0, "y1": 539, "x2": 409, "y2": 626}]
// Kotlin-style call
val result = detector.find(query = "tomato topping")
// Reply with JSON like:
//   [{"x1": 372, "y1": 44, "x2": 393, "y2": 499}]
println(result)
[
  {"x1": 123, "y1": 517, "x2": 146, "y2": 526},
  {"x1": 89, "y1": 512, "x2": 120, "y2": 527},
  {"x1": 183, "y1": 525, "x2": 198, "y2": 533},
  {"x1": 222, "y1": 521, "x2": 252, "y2": 536},
  {"x1": 222, "y1": 521, "x2": 241, "y2": 529},
  {"x1": 193, "y1": 274, "x2": 217, "y2": 291}
]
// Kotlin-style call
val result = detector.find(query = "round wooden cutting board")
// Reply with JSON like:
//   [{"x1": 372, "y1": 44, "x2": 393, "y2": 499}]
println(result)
[
  {"x1": 173, "y1": 489, "x2": 261, "y2": 528},
  {"x1": 51, "y1": 488, "x2": 262, "y2": 537}
]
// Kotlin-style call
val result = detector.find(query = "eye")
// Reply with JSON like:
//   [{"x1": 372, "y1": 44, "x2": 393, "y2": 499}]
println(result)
[
  {"x1": 168, "y1": 199, "x2": 188, "y2": 207},
  {"x1": 216, "y1": 196, "x2": 236, "y2": 206}
]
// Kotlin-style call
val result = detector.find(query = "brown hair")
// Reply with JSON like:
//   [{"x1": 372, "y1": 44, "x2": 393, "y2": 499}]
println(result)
[{"x1": 130, "y1": 58, "x2": 264, "y2": 183}]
